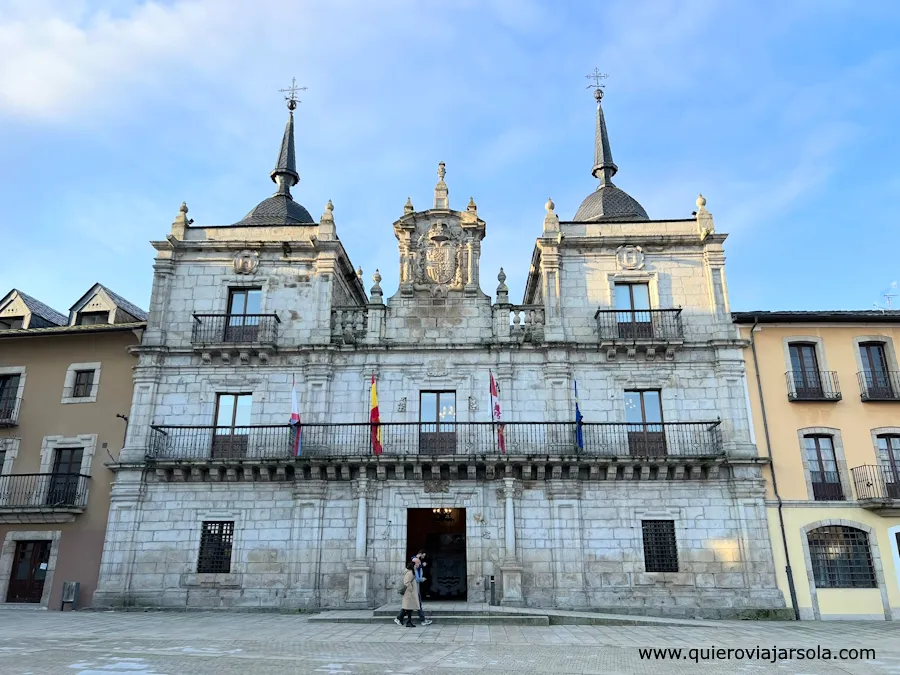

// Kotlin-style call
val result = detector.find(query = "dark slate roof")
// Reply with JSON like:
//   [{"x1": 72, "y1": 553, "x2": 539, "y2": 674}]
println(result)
[
  {"x1": 12, "y1": 290, "x2": 67, "y2": 326},
  {"x1": 100, "y1": 285, "x2": 148, "y2": 321},
  {"x1": 233, "y1": 194, "x2": 315, "y2": 226},
  {"x1": 733, "y1": 310, "x2": 900, "y2": 324},
  {"x1": 573, "y1": 185, "x2": 649, "y2": 222},
  {"x1": 0, "y1": 321, "x2": 145, "y2": 339}
]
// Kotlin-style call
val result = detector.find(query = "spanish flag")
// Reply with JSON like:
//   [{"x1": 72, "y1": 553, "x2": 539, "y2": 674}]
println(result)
[{"x1": 370, "y1": 373, "x2": 383, "y2": 455}]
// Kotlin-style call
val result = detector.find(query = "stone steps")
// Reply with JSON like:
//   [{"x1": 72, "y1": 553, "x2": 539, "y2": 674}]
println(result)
[{"x1": 310, "y1": 612, "x2": 549, "y2": 626}]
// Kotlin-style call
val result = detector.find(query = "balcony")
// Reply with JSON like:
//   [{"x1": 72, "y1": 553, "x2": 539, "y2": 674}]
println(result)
[
  {"x1": 0, "y1": 396, "x2": 21, "y2": 427},
  {"x1": 148, "y1": 421, "x2": 723, "y2": 462},
  {"x1": 0, "y1": 473, "x2": 90, "y2": 523},
  {"x1": 785, "y1": 371, "x2": 841, "y2": 402},
  {"x1": 191, "y1": 314, "x2": 279, "y2": 364},
  {"x1": 851, "y1": 465, "x2": 900, "y2": 515},
  {"x1": 858, "y1": 371, "x2": 900, "y2": 402},
  {"x1": 594, "y1": 309, "x2": 683, "y2": 360}
]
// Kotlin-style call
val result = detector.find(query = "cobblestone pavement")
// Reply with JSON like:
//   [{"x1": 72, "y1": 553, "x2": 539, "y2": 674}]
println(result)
[{"x1": 0, "y1": 611, "x2": 898, "y2": 674}]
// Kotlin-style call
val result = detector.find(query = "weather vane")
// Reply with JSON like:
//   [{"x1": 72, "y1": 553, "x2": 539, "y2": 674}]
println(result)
[
  {"x1": 585, "y1": 67, "x2": 608, "y2": 100},
  {"x1": 278, "y1": 77, "x2": 308, "y2": 111}
]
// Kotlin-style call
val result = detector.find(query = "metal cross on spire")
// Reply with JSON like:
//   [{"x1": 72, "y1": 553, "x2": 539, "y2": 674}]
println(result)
[
  {"x1": 278, "y1": 77, "x2": 308, "y2": 111},
  {"x1": 585, "y1": 67, "x2": 608, "y2": 100}
]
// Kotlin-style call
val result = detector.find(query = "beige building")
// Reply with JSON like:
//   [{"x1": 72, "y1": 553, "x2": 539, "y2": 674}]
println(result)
[
  {"x1": 735, "y1": 311, "x2": 900, "y2": 620},
  {"x1": 0, "y1": 284, "x2": 145, "y2": 609}
]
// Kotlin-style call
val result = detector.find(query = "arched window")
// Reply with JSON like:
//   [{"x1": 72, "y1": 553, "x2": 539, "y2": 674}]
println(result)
[{"x1": 807, "y1": 526, "x2": 876, "y2": 588}]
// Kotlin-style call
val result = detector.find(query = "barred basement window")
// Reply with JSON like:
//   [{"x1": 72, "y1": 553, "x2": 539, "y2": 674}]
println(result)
[
  {"x1": 807, "y1": 526, "x2": 876, "y2": 589},
  {"x1": 197, "y1": 521, "x2": 234, "y2": 574},
  {"x1": 642, "y1": 520, "x2": 678, "y2": 572}
]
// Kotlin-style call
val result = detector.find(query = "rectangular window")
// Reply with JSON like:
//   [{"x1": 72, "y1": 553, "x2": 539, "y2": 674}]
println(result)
[
  {"x1": 642, "y1": 520, "x2": 678, "y2": 572},
  {"x1": 614, "y1": 283, "x2": 652, "y2": 339},
  {"x1": 860, "y1": 342, "x2": 895, "y2": 398},
  {"x1": 212, "y1": 394, "x2": 252, "y2": 459},
  {"x1": 788, "y1": 343, "x2": 824, "y2": 397},
  {"x1": 197, "y1": 521, "x2": 234, "y2": 574},
  {"x1": 419, "y1": 391, "x2": 456, "y2": 454},
  {"x1": 72, "y1": 370, "x2": 95, "y2": 398},
  {"x1": 624, "y1": 390, "x2": 666, "y2": 456},
  {"x1": 77, "y1": 312, "x2": 108, "y2": 326},
  {"x1": 0, "y1": 375, "x2": 21, "y2": 419},
  {"x1": 225, "y1": 288, "x2": 262, "y2": 342},
  {"x1": 808, "y1": 526, "x2": 876, "y2": 588},
  {"x1": 804, "y1": 435, "x2": 844, "y2": 501},
  {"x1": 47, "y1": 447, "x2": 84, "y2": 506}
]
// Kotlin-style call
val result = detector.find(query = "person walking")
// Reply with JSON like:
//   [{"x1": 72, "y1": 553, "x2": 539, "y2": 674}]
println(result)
[
  {"x1": 394, "y1": 561, "x2": 419, "y2": 627},
  {"x1": 412, "y1": 550, "x2": 433, "y2": 626}
]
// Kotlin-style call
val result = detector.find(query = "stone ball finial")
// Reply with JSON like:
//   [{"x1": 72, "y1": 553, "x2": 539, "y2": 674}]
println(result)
[
  {"x1": 696, "y1": 194, "x2": 706, "y2": 209},
  {"x1": 356, "y1": 266, "x2": 363, "y2": 280},
  {"x1": 498, "y1": 267, "x2": 507, "y2": 284},
  {"x1": 373, "y1": 269, "x2": 382, "y2": 284},
  {"x1": 179, "y1": 202, "x2": 189, "y2": 213},
  {"x1": 468, "y1": 196, "x2": 477, "y2": 212},
  {"x1": 594, "y1": 88, "x2": 603, "y2": 102},
  {"x1": 545, "y1": 198, "x2": 555, "y2": 213},
  {"x1": 437, "y1": 161, "x2": 446, "y2": 181},
  {"x1": 326, "y1": 199, "x2": 334, "y2": 212},
  {"x1": 370, "y1": 269, "x2": 383, "y2": 299}
]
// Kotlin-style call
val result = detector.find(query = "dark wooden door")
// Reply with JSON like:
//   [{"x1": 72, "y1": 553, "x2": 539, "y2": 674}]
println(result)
[
  {"x1": 212, "y1": 394, "x2": 251, "y2": 459},
  {"x1": 46, "y1": 447, "x2": 83, "y2": 506},
  {"x1": 5, "y1": 541, "x2": 51, "y2": 603},
  {"x1": 615, "y1": 284, "x2": 652, "y2": 339},
  {"x1": 224, "y1": 289, "x2": 261, "y2": 342},
  {"x1": 625, "y1": 390, "x2": 666, "y2": 456}
]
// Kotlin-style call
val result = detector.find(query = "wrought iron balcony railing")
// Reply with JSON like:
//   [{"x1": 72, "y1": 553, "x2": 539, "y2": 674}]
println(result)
[
  {"x1": 858, "y1": 371, "x2": 900, "y2": 402},
  {"x1": 785, "y1": 371, "x2": 841, "y2": 402},
  {"x1": 191, "y1": 314, "x2": 279, "y2": 346},
  {"x1": 0, "y1": 396, "x2": 21, "y2": 427},
  {"x1": 852, "y1": 464, "x2": 900, "y2": 502},
  {"x1": 0, "y1": 473, "x2": 90, "y2": 508},
  {"x1": 147, "y1": 421, "x2": 723, "y2": 461},
  {"x1": 595, "y1": 309, "x2": 683, "y2": 341}
]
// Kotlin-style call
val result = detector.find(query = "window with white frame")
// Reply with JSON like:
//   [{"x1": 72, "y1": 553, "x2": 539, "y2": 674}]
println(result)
[{"x1": 61, "y1": 363, "x2": 101, "y2": 404}]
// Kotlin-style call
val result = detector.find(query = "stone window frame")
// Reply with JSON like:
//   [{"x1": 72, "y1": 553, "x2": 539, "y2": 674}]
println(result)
[
  {"x1": 0, "y1": 438, "x2": 18, "y2": 475},
  {"x1": 0, "y1": 530, "x2": 62, "y2": 609},
  {"x1": 799, "y1": 519, "x2": 891, "y2": 620},
  {"x1": 781, "y1": 336, "x2": 831, "y2": 378},
  {"x1": 0, "y1": 366, "x2": 27, "y2": 410},
  {"x1": 61, "y1": 362, "x2": 101, "y2": 404},
  {"x1": 633, "y1": 507, "x2": 685, "y2": 575},
  {"x1": 217, "y1": 277, "x2": 272, "y2": 316},
  {"x1": 604, "y1": 270, "x2": 660, "y2": 310},
  {"x1": 190, "y1": 509, "x2": 245, "y2": 582},
  {"x1": 888, "y1": 525, "x2": 900, "y2": 595},
  {"x1": 871, "y1": 427, "x2": 900, "y2": 471},
  {"x1": 796, "y1": 427, "x2": 852, "y2": 502},
  {"x1": 852, "y1": 335, "x2": 900, "y2": 381},
  {"x1": 38, "y1": 434, "x2": 97, "y2": 502},
  {"x1": 201, "y1": 375, "x2": 265, "y2": 427}
]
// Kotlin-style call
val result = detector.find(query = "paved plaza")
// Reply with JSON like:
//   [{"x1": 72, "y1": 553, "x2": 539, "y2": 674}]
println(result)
[{"x1": 0, "y1": 610, "x2": 898, "y2": 674}]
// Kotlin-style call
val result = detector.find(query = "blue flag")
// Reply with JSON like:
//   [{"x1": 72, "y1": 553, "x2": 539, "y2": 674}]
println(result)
[{"x1": 574, "y1": 379, "x2": 584, "y2": 450}]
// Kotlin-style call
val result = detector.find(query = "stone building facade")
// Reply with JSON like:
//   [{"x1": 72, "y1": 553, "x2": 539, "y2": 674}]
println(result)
[{"x1": 93, "y1": 89, "x2": 786, "y2": 618}]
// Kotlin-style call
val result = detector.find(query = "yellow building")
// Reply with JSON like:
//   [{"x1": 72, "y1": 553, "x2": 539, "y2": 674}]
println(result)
[{"x1": 735, "y1": 311, "x2": 900, "y2": 621}]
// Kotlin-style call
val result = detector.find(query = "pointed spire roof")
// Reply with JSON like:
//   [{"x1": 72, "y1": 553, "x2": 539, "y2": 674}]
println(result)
[
  {"x1": 573, "y1": 86, "x2": 649, "y2": 222},
  {"x1": 233, "y1": 103, "x2": 313, "y2": 226},
  {"x1": 270, "y1": 110, "x2": 300, "y2": 195}
]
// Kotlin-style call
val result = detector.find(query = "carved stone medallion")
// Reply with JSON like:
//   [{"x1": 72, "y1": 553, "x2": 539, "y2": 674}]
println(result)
[
  {"x1": 424, "y1": 479, "x2": 450, "y2": 494},
  {"x1": 615, "y1": 245, "x2": 644, "y2": 271},
  {"x1": 426, "y1": 359, "x2": 448, "y2": 377},
  {"x1": 233, "y1": 250, "x2": 260, "y2": 275}
]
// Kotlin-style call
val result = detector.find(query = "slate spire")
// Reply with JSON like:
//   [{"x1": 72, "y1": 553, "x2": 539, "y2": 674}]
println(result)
[
  {"x1": 270, "y1": 109, "x2": 300, "y2": 197},
  {"x1": 591, "y1": 88, "x2": 618, "y2": 188}
]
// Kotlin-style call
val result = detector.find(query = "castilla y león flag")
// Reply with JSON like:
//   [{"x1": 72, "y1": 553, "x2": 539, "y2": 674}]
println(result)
[{"x1": 370, "y1": 373, "x2": 383, "y2": 455}]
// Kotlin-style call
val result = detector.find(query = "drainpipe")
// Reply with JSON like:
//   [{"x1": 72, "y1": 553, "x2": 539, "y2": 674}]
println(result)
[{"x1": 750, "y1": 317, "x2": 800, "y2": 620}]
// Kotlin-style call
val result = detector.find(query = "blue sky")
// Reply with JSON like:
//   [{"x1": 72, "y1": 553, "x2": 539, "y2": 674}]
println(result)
[{"x1": 1, "y1": 0, "x2": 898, "y2": 315}]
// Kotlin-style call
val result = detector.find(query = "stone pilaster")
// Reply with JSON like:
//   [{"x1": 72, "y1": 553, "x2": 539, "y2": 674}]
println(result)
[
  {"x1": 346, "y1": 477, "x2": 371, "y2": 608},
  {"x1": 499, "y1": 478, "x2": 524, "y2": 606}
]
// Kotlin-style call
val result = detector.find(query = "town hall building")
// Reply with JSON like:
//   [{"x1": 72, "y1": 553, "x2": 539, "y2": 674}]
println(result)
[{"x1": 93, "y1": 83, "x2": 787, "y2": 618}]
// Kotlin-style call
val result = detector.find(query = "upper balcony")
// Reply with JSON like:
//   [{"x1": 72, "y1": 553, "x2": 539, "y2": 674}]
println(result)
[
  {"x1": 148, "y1": 420, "x2": 723, "y2": 464},
  {"x1": 0, "y1": 473, "x2": 91, "y2": 523},
  {"x1": 785, "y1": 371, "x2": 842, "y2": 402},
  {"x1": 191, "y1": 314, "x2": 279, "y2": 364},
  {"x1": 851, "y1": 465, "x2": 900, "y2": 515},
  {"x1": 594, "y1": 309, "x2": 684, "y2": 360},
  {"x1": 857, "y1": 371, "x2": 900, "y2": 402},
  {"x1": 0, "y1": 396, "x2": 21, "y2": 427}
]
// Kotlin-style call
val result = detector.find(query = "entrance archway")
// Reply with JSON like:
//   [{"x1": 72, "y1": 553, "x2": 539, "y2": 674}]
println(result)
[{"x1": 406, "y1": 507, "x2": 467, "y2": 601}]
